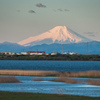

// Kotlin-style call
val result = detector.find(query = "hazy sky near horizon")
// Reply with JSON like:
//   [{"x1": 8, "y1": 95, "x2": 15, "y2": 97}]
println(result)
[{"x1": 0, "y1": 0, "x2": 100, "y2": 43}]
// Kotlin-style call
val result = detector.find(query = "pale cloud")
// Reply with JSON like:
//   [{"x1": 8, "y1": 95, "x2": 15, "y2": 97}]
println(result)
[
  {"x1": 85, "y1": 32, "x2": 94, "y2": 34},
  {"x1": 58, "y1": 9, "x2": 63, "y2": 12},
  {"x1": 17, "y1": 10, "x2": 20, "y2": 12},
  {"x1": 36, "y1": 3, "x2": 46, "y2": 8},
  {"x1": 84, "y1": 32, "x2": 95, "y2": 37},
  {"x1": 54, "y1": 8, "x2": 70, "y2": 12},
  {"x1": 28, "y1": 10, "x2": 36, "y2": 13},
  {"x1": 89, "y1": 35, "x2": 95, "y2": 37},
  {"x1": 64, "y1": 9, "x2": 70, "y2": 12}
]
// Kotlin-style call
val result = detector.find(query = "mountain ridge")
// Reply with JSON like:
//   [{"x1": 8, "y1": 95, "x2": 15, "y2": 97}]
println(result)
[
  {"x1": 0, "y1": 41, "x2": 100, "y2": 54},
  {"x1": 0, "y1": 42, "x2": 25, "y2": 53}
]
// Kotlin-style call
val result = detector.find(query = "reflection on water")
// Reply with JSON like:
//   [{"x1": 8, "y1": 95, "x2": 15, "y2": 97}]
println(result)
[{"x1": 0, "y1": 76, "x2": 100, "y2": 97}]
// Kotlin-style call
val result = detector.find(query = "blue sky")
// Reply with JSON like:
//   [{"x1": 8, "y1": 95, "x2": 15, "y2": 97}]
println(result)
[{"x1": 0, "y1": 0, "x2": 100, "y2": 43}]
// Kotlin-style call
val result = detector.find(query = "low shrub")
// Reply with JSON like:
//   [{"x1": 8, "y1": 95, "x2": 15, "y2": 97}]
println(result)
[{"x1": 87, "y1": 79, "x2": 100, "y2": 86}]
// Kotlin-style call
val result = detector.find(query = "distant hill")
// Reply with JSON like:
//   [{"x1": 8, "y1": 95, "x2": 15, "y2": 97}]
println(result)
[
  {"x1": 29, "y1": 41, "x2": 100, "y2": 54},
  {"x1": 0, "y1": 42, "x2": 25, "y2": 53},
  {"x1": 0, "y1": 41, "x2": 100, "y2": 54}
]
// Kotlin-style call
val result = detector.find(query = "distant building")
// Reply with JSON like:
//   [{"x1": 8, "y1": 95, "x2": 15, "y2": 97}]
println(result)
[
  {"x1": 1, "y1": 52, "x2": 12, "y2": 55},
  {"x1": 27, "y1": 51, "x2": 45, "y2": 55},
  {"x1": 16, "y1": 53, "x2": 21, "y2": 55},
  {"x1": 0, "y1": 52, "x2": 21, "y2": 55},
  {"x1": 69, "y1": 52, "x2": 75, "y2": 55},
  {"x1": 67, "y1": 52, "x2": 80, "y2": 55},
  {"x1": 21, "y1": 52, "x2": 27, "y2": 55},
  {"x1": 0, "y1": 52, "x2": 5, "y2": 55},
  {"x1": 50, "y1": 52, "x2": 60, "y2": 55},
  {"x1": 11, "y1": 53, "x2": 16, "y2": 55}
]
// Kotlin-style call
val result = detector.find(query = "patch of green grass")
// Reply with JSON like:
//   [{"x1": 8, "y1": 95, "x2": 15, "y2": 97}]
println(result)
[{"x1": 0, "y1": 91, "x2": 100, "y2": 100}]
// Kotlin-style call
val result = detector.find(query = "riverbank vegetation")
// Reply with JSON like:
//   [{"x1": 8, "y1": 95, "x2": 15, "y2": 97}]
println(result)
[
  {"x1": 32, "y1": 77, "x2": 100, "y2": 86},
  {"x1": 51, "y1": 77, "x2": 78, "y2": 84},
  {"x1": 0, "y1": 70, "x2": 100, "y2": 78},
  {"x1": 0, "y1": 54, "x2": 100, "y2": 61},
  {"x1": 0, "y1": 91, "x2": 100, "y2": 100},
  {"x1": 87, "y1": 79, "x2": 100, "y2": 86},
  {"x1": 0, "y1": 76, "x2": 21, "y2": 83}
]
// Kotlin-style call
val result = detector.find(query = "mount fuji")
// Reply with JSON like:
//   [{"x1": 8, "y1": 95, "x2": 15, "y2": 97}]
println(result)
[{"x1": 18, "y1": 26, "x2": 91, "y2": 46}]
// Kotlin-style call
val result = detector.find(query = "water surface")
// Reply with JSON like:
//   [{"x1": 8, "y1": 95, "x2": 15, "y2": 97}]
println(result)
[
  {"x1": 0, "y1": 60, "x2": 100, "y2": 72},
  {"x1": 0, "y1": 76, "x2": 100, "y2": 97}
]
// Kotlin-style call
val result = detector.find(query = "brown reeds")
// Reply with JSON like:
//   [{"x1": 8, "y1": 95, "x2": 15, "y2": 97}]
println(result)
[
  {"x1": 53, "y1": 77, "x2": 78, "y2": 84},
  {"x1": 58, "y1": 70, "x2": 100, "y2": 78},
  {"x1": 0, "y1": 76, "x2": 21, "y2": 83},
  {"x1": 0, "y1": 70, "x2": 59, "y2": 76},
  {"x1": 33, "y1": 78, "x2": 44, "y2": 81},
  {"x1": 0, "y1": 70, "x2": 100, "y2": 78},
  {"x1": 87, "y1": 79, "x2": 100, "y2": 86}
]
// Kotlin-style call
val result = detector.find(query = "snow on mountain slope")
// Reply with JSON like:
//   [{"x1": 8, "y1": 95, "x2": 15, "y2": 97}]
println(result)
[{"x1": 18, "y1": 26, "x2": 91, "y2": 46}]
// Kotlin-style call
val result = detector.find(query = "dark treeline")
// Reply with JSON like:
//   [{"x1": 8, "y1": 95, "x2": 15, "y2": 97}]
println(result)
[{"x1": 0, "y1": 54, "x2": 100, "y2": 61}]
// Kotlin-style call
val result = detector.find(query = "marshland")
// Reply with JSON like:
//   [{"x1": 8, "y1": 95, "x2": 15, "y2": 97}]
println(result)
[{"x1": 0, "y1": 60, "x2": 100, "y2": 98}]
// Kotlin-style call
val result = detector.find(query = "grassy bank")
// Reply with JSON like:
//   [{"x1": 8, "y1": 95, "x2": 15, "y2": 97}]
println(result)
[
  {"x1": 0, "y1": 54, "x2": 100, "y2": 61},
  {"x1": 0, "y1": 91, "x2": 100, "y2": 100}
]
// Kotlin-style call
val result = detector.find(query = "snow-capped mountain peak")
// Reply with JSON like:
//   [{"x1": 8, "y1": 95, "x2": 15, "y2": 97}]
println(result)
[
  {"x1": 48, "y1": 26, "x2": 82, "y2": 42},
  {"x1": 18, "y1": 26, "x2": 91, "y2": 46}
]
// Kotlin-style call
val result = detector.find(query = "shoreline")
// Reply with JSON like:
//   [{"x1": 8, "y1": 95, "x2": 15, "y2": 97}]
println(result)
[
  {"x1": 0, "y1": 70, "x2": 100, "y2": 78},
  {"x1": 0, "y1": 54, "x2": 100, "y2": 61}
]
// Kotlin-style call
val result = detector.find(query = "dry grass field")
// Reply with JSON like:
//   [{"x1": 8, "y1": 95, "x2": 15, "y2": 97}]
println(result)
[
  {"x1": 0, "y1": 70, "x2": 100, "y2": 78},
  {"x1": 58, "y1": 70, "x2": 100, "y2": 77},
  {"x1": 0, "y1": 70, "x2": 59, "y2": 76}
]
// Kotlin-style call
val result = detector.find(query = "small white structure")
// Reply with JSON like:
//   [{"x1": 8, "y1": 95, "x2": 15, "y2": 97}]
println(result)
[
  {"x1": 51, "y1": 52, "x2": 59, "y2": 55},
  {"x1": 11, "y1": 53, "x2": 16, "y2": 55},
  {"x1": 21, "y1": 52, "x2": 27, "y2": 55},
  {"x1": 69, "y1": 52, "x2": 75, "y2": 55},
  {"x1": 16, "y1": 53, "x2": 21, "y2": 55}
]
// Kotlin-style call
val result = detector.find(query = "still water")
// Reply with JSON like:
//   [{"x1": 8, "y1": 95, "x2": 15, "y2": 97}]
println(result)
[
  {"x1": 0, "y1": 60, "x2": 100, "y2": 71},
  {"x1": 0, "y1": 76, "x2": 100, "y2": 97}
]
